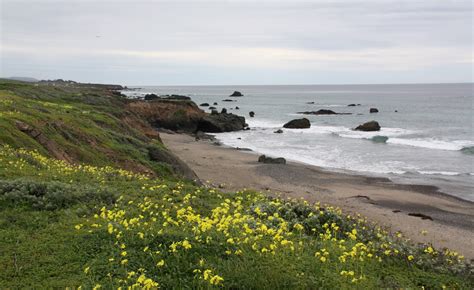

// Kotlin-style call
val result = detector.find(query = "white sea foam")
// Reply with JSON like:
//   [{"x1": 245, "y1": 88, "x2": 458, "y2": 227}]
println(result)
[
  {"x1": 417, "y1": 170, "x2": 462, "y2": 176},
  {"x1": 388, "y1": 138, "x2": 474, "y2": 151}
]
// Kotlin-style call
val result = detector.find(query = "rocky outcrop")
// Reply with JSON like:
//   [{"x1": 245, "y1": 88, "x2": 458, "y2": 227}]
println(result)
[
  {"x1": 127, "y1": 99, "x2": 247, "y2": 133},
  {"x1": 230, "y1": 91, "x2": 243, "y2": 97},
  {"x1": 198, "y1": 113, "x2": 246, "y2": 133},
  {"x1": 144, "y1": 94, "x2": 160, "y2": 101},
  {"x1": 15, "y1": 121, "x2": 74, "y2": 163},
  {"x1": 258, "y1": 155, "x2": 286, "y2": 164},
  {"x1": 355, "y1": 121, "x2": 381, "y2": 131},
  {"x1": 283, "y1": 118, "x2": 311, "y2": 129},
  {"x1": 148, "y1": 146, "x2": 200, "y2": 183},
  {"x1": 370, "y1": 108, "x2": 379, "y2": 113},
  {"x1": 126, "y1": 99, "x2": 206, "y2": 132},
  {"x1": 298, "y1": 109, "x2": 351, "y2": 115},
  {"x1": 163, "y1": 94, "x2": 191, "y2": 100}
]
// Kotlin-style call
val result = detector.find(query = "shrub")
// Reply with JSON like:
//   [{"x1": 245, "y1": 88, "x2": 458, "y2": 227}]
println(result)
[{"x1": 0, "y1": 179, "x2": 116, "y2": 210}]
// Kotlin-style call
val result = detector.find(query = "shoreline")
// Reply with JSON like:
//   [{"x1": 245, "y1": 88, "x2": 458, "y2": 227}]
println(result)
[
  {"x1": 212, "y1": 134, "x2": 474, "y2": 205},
  {"x1": 161, "y1": 132, "x2": 474, "y2": 259}
]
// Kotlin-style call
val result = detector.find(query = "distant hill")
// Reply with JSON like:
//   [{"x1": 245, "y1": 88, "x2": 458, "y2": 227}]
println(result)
[{"x1": 7, "y1": 76, "x2": 39, "y2": 82}]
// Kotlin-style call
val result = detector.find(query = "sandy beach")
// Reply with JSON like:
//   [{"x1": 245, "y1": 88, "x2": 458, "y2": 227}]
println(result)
[{"x1": 161, "y1": 132, "x2": 474, "y2": 260}]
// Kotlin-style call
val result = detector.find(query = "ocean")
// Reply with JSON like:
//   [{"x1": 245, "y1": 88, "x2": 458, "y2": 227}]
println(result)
[{"x1": 125, "y1": 83, "x2": 474, "y2": 201}]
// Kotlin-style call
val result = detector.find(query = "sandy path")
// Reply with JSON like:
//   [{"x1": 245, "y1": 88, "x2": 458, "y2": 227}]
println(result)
[{"x1": 161, "y1": 133, "x2": 474, "y2": 260}]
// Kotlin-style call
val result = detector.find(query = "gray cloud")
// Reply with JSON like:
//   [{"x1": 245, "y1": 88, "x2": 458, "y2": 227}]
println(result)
[{"x1": 1, "y1": 0, "x2": 472, "y2": 84}]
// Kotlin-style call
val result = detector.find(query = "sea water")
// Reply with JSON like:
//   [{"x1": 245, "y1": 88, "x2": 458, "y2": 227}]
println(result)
[{"x1": 125, "y1": 83, "x2": 474, "y2": 201}]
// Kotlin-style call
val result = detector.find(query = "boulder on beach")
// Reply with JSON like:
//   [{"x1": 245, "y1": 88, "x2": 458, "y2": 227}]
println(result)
[
  {"x1": 258, "y1": 155, "x2": 286, "y2": 164},
  {"x1": 355, "y1": 121, "x2": 381, "y2": 131},
  {"x1": 235, "y1": 106, "x2": 240, "y2": 110},
  {"x1": 222, "y1": 99, "x2": 234, "y2": 102},
  {"x1": 348, "y1": 104, "x2": 357, "y2": 107},
  {"x1": 283, "y1": 118, "x2": 311, "y2": 129},
  {"x1": 274, "y1": 129, "x2": 283, "y2": 134},
  {"x1": 230, "y1": 91, "x2": 243, "y2": 97},
  {"x1": 221, "y1": 108, "x2": 227, "y2": 114},
  {"x1": 198, "y1": 113, "x2": 246, "y2": 133},
  {"x1": 200, "y1": 103, "x2": 209, "y2": 107},
  {"x1": 213, "y1": 102, "x2": 218, "y2": 105},
  {"x1": 209, "y1": 106, "x2": 216, "y2": 110},
  {"x1": 249, "y1": 111, "x2": 255, "y2": 117},
  {"x1": 370, "y1": 108, "x2": 379, "y2": 113}
]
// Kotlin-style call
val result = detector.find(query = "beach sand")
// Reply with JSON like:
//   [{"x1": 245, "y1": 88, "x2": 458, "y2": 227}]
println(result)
[{"x1": 161, "y1": 132, "x2": 474, "y2": 260}]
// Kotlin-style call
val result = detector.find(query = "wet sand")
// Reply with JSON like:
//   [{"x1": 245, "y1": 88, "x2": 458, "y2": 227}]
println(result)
[{"x1": 161, "y1": 132, "x2": 474, "y2": 260}]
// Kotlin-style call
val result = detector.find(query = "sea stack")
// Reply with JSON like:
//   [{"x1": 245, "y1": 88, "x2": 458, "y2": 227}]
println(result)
[{"x1": 230, "y1": 91, "x2": 243, "y2": 97}]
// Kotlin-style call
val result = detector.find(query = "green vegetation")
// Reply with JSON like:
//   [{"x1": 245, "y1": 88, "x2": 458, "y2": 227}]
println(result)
[{"x1": 0, "y1": 80, "x2": 472, "y2": 288}]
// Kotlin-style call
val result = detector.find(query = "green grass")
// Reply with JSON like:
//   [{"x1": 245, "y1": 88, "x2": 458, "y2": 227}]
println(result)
[{"x1": 0, "y1": 80, "x2": 472, "y2": 288}]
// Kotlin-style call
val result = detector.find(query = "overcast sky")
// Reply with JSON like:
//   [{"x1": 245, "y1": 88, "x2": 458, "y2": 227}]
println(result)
[{"x1": 1, "y1": 0, "x2": 472, "y2": 85}]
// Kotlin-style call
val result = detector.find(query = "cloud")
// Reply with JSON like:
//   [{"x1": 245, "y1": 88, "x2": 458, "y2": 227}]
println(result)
[{"x1": 1, "y1": 0, "x2": 472, "y2": 84}]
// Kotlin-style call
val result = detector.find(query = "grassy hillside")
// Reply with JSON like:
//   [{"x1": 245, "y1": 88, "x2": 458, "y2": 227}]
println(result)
[
  {"x1": 0, "y1": 80, "x2": 472, "y2": 288},
  {"x1": 0, "y1": 79, "x2": 174, "y2": 176}
]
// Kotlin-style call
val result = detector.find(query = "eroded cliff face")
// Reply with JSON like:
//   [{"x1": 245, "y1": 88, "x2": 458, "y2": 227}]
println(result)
[
  {"x1": 126, "y1": 99, "x2": 247, "y2": 133},
  {"x1": 126, "y1": 99, "x2": 206, "y2": 132}
]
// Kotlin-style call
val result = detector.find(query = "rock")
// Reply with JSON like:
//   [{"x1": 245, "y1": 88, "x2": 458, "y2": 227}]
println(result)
[
  {"x1": 258, "y1": 155, "x2": 286, "y2": 164},
  {"x1": 209, "y1": 106, "x2": 216, "y2": 110},
  {"x1": 249, "y1": 111, "x2": 255, "y2": 117},
  {"x1": 126, "y1": 99, "x2": 205, "y2": 133},
  {"x1": 200, "y1": 103, "x2": 209, "y2": 107},
  {"x1": 213, "y1": 102, "x2": 218, "y2": 105},
  {"x1": 274, "y1": 129, "x2": 283, "y2": 134},
  {"x1": 211, "y1": 109, "x2": 219, "y2": 115},
  {"x1": 395, "y1": 110, "x2": 398, "y2": 112},
  {"x1": 300, "y1": 109, "x2": 336, "y2": 115},
  {"x1": 221, "y1": 108, "x2": 227, "y2": 114},
  {"x1": 230, "y1": 91, "x2": 243, "y2": 97},
  {"x1": 148, "y1": 146, "x2": 199, "y2": 182},
  {"x1": 355, "y1": 121, "x2": 381, "y2": 131},
  {"x1": 165, "y1": 94, "x2": 191, "y2": 100},
  {"x1": 15, "y1": 121, "x2": 74, "y2": 163},
  {"x1": 144, "y1": 93, "x2": 159, "y2": 101},
  {"x1": 306, "y1": 101, "x2": 315, "y2": 104},
  {"x1": 222, "y1": 99, "x2": 234, "y2": 102},
  {"x1": 235, "y1": 106, "x2": 239, "y2": 110},
  {"x1": 348, "y1": 104, "x2": 357, "y2": 107},
  {"x1": 298, "y1": 109, "x2": 351, "y2": 115},
  {"x1": 198, "y1": 113, "x2": 246, "y2": 133},
  {"x1": 370, "y1": 108, "x2": 379, "y2": 113},
  {"x1": 283, "y1": 118, "x2": 310, "y2": 129}
]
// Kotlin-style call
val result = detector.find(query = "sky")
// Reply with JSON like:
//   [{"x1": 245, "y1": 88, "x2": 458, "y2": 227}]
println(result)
[{"x1": 0, "y1": 0, "x2": 472, "y2": 85}]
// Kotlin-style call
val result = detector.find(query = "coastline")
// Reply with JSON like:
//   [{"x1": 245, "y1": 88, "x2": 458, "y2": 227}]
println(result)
[{"x1": 161, "y1": 132, "x2": 474, "y2": 260}]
